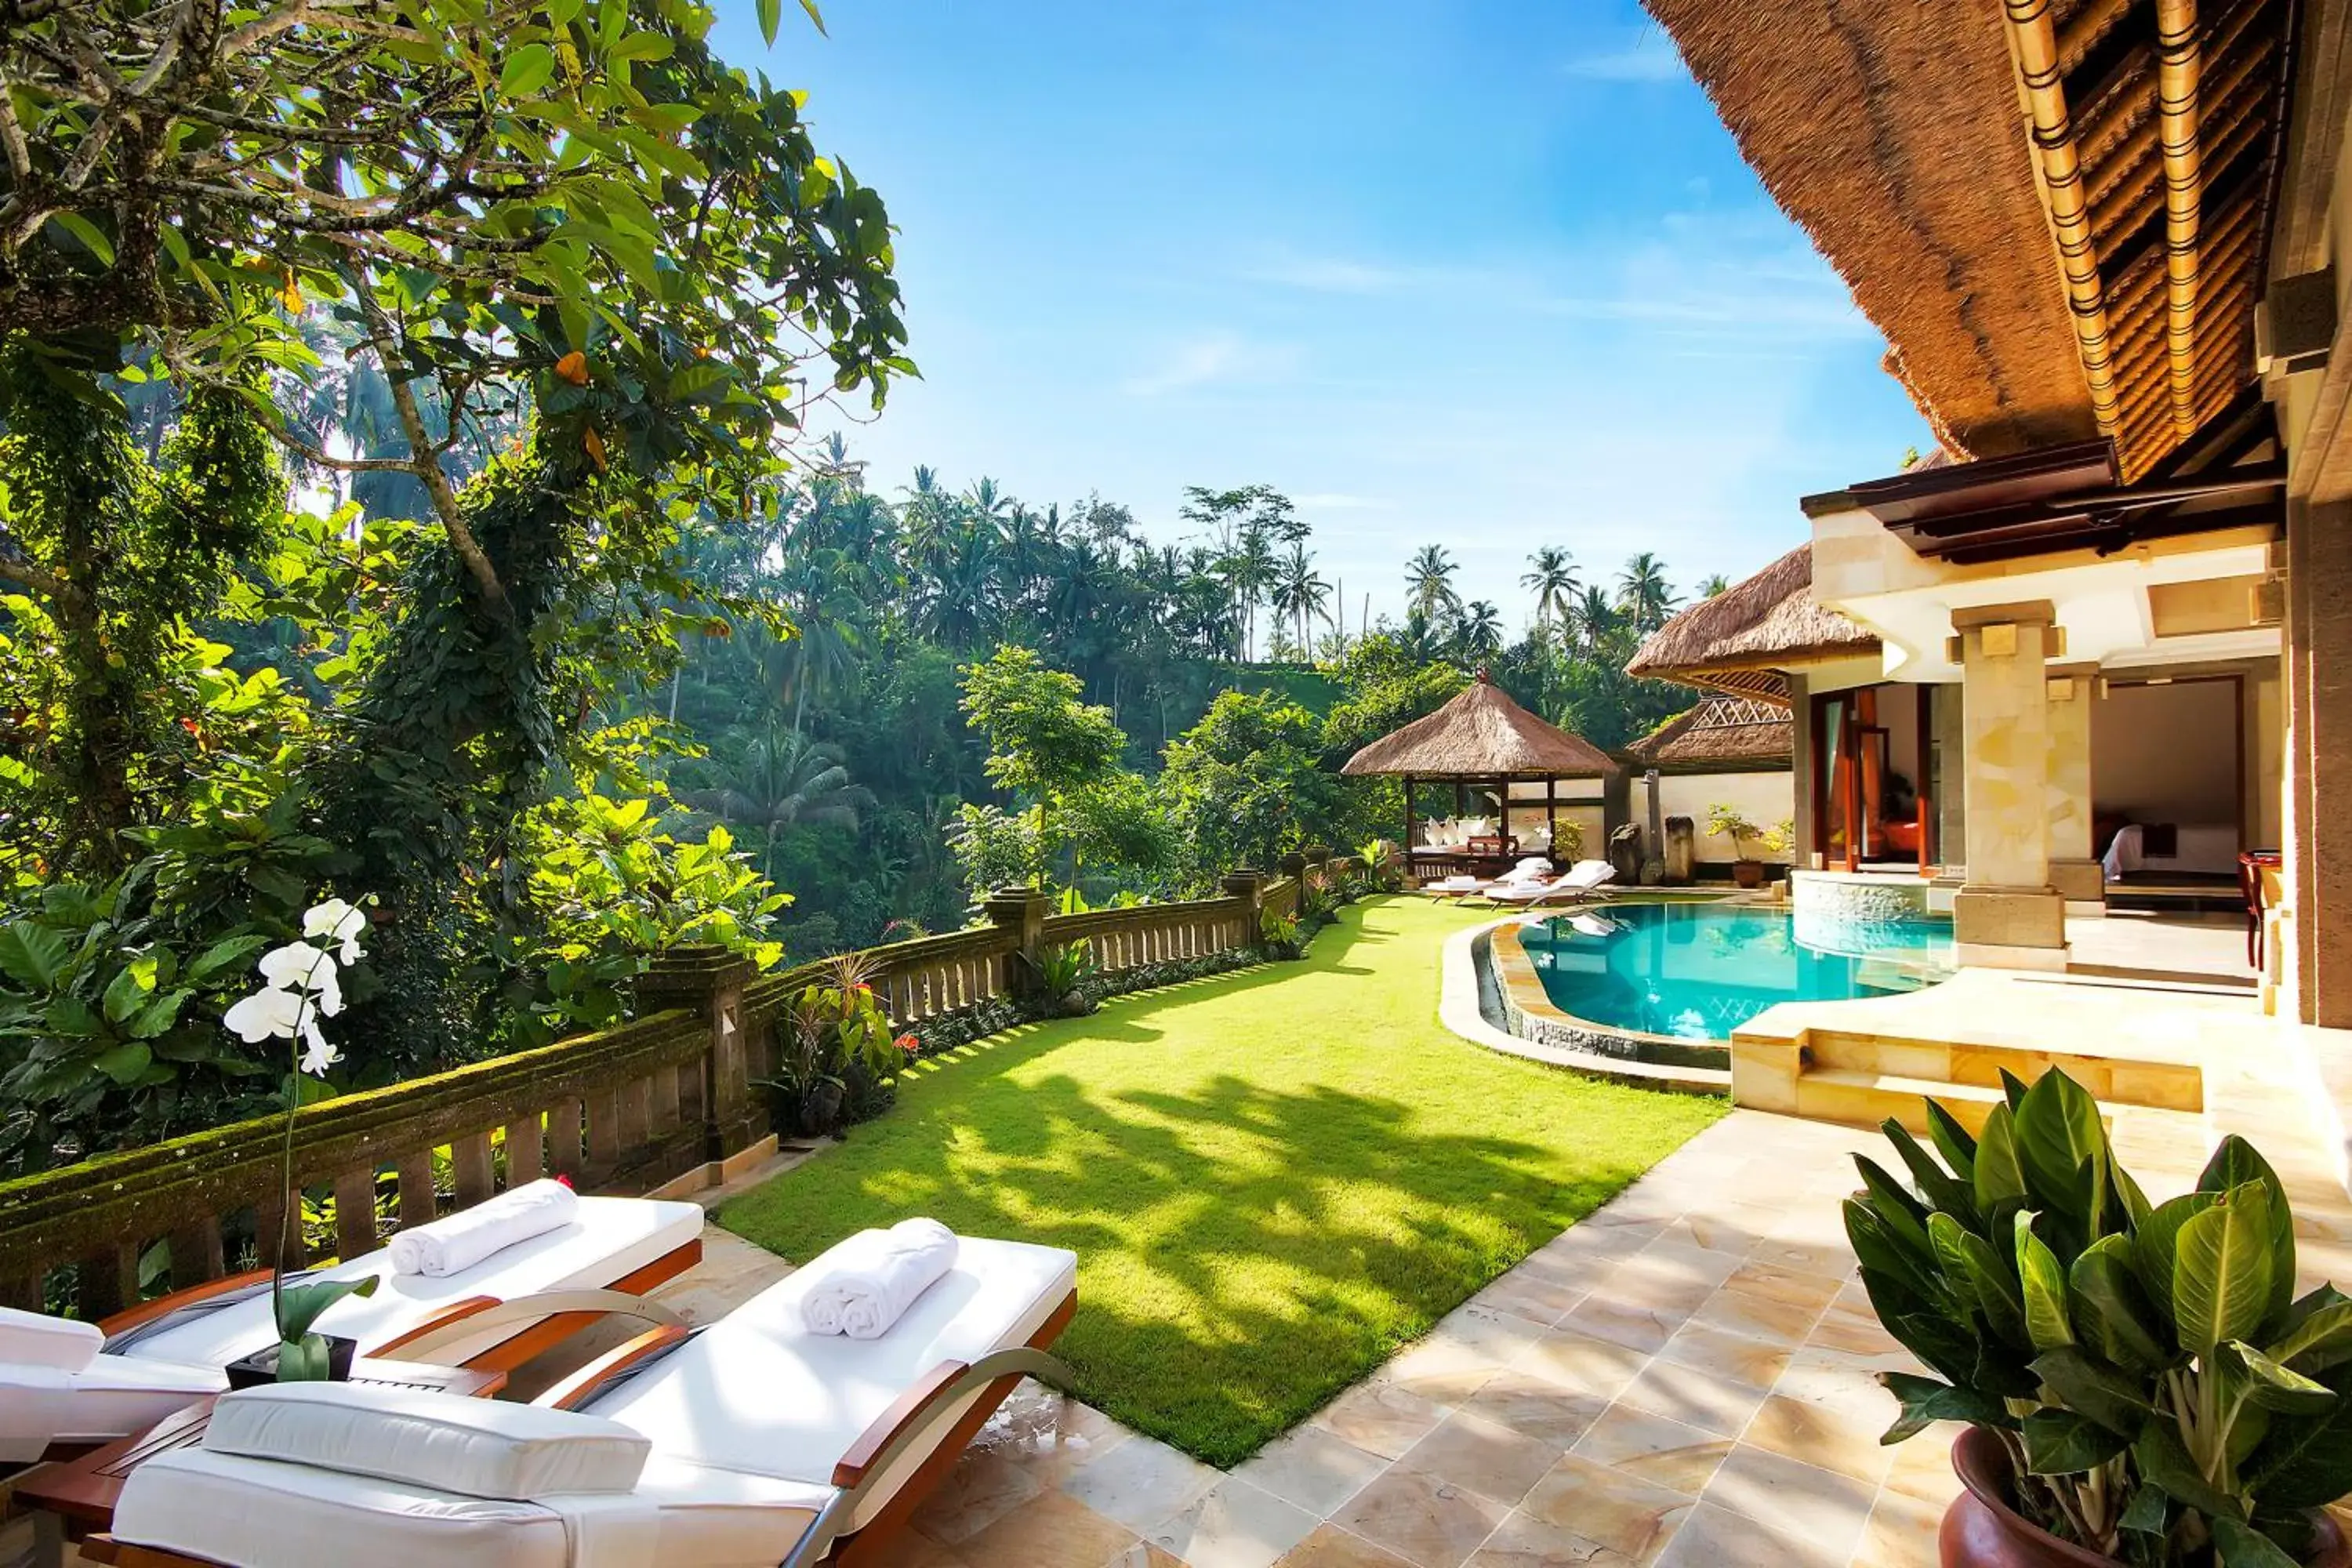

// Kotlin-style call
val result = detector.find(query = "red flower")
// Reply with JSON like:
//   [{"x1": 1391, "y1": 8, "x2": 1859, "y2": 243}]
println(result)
[
  {"x1": 895, "y1": 1033, "x2": 920, "y2": 1054},
  {"x1": 552, "y1": 1172, "x2": 575, "y2": 1190}
]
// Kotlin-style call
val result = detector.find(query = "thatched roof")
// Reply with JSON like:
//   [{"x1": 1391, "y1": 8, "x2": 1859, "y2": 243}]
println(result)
[
  {"x1": 1341, "y1": 673, "x2": 1616, "y2": 779},
  {"x1": 1622, "y1": 697, "x2": 1793, "y2": 771},
  {"x1": 1624, "y1": 544, "x2": 1878, "y2": 702},
  {"x1": 1639, "y1": 0, "x2": 2293, "y2": 482}
]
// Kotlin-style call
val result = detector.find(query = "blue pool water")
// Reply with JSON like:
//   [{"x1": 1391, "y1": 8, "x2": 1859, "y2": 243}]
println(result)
[{"x1": 1515, "y1": 902, "x2": 1953, "y2": 1041}]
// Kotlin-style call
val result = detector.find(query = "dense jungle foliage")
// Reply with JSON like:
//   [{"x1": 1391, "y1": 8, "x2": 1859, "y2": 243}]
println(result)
[{"x1": 0, "y1": 0, "x2": 1696, "y2": 1174}]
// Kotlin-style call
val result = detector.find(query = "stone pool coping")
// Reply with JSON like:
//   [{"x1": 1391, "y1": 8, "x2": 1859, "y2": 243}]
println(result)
[{"x1": 1438, "y1": 910, "x2": 1730, "y2": 1097}]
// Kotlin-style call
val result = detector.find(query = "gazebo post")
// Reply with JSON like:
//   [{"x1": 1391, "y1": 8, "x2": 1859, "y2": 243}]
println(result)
[
  {"x1": 1545, "y1": 776, "x2": 1558, "y2": 863},
  {"x1": 1403, "y1": 776, "x2": 1416, "y2": 861}
]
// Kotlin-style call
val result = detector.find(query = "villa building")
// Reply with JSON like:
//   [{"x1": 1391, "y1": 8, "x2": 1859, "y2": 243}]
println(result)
[{"x1": 1632, "y1": 0, "x2": 2352, "y2": 1019}]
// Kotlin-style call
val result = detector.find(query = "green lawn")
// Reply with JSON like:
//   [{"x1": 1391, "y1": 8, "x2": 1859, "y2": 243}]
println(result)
[{"x1": 718, "y1": 895, "x2": 1725, "y2": 1466}]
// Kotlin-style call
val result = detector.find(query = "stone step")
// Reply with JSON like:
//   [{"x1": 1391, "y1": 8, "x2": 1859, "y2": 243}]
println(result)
[
  {"x1": 1793, "y1": 1067, "x2": 2011, "y2": 1135},
  {"x1": 1800, "y1": 1030, "x2": 2202, "y2": 1113}
]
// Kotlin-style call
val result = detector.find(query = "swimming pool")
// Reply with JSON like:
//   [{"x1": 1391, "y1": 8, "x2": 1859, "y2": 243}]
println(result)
[{"x1": 1512, "y1": 902, "x2": 1952, "y2": 1041}]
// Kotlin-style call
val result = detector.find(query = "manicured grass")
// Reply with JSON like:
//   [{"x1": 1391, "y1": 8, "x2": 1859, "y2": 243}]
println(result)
[{"x1": 717, "y1": 895, "x2": 1724, "y2": 1466}]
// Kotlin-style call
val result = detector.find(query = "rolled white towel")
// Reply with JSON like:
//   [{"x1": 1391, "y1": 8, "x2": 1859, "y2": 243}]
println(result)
[
  {"x1": 387, "y1": 1178, "x2": 578, "y2": 1278},
  {"x1": 794, "y1": 1218, "x2": 960, "y2": 1340}
]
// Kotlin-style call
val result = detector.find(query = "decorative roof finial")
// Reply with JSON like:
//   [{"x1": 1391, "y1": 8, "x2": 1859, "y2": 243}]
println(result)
[{"x1": 1474, "y1": 666, "x2": 1492, "y2": 684}]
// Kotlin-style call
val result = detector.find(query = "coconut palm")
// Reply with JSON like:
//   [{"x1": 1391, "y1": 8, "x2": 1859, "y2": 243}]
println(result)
[
  {"x1": 1697, "y1": 572, "x2": 1730, "y2": 598},
  {"x1": 1616, "y1": 552, "x2": 1680, "y2": 633},
  {"x1": 673, "y1": 729, "x2": 875, "y2": 880},
  {"x1": 1521, "y1": 546, "x2": 1581, "y2": 632},
  {"x1": 1454, "y1": 599, "x2": 1504, "y2": 662},
  {"x1": 1573, "y1": 585, "x2": 1620, "y2": 649},
  {"x1": 1269, "y1": 543, "x2": 1331, "y2": 659},
  {"x1": 1405, "y1": 544, "x2": 1461, "y2": 622}
]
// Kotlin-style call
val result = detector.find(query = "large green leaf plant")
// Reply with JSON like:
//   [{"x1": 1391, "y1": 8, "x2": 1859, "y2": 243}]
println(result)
[{"x1": 1850, "y1": 1069, "x2": 2352, "y2": 1565}]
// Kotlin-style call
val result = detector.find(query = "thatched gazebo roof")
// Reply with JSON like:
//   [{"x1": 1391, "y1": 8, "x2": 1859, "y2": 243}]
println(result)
[
  {"x1": 1341, "y1": 672, "x2": 1615, "y2": 779},
  {"x1": 1624, "y1": 544, "x2": 1878, "y2": 705},
  {"x1": 1621, "y1": 696, "x2": 1793, "y2": 772}
]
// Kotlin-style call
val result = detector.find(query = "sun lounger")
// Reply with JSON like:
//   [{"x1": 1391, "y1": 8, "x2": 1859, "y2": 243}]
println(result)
[
  {"x1": 3, "y1": 1196, "x2": 702, "y2": 1465},
  {"x1": 89, "y1": 1230, "x2": 1079, "y2": 1568},
  {"x1": 1476, "y1": 858, "x2": 1617, "y2": 908}
]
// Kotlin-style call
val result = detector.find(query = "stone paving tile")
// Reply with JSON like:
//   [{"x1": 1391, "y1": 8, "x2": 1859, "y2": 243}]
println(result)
[
  {"x1": 1277, "y1": 1524, "x2": 1419, "y2": 1567},
  {"x1": 1148, "y1": 1477, "x2": 1323, "y2": 1568},
  {"x1": 1392, "y1": 1410, "x2": 1564, "y2": 1507},
  {"x1": 1332, "y1": 1466, "x2": 1513, "y2": 1568},
  {"x1": 1059, "y1": 1432, "x2": 1223, "y2": 1535},
  {"x1": 1232, "y1": 1425, "x2": 1393, "y2": 1518}
]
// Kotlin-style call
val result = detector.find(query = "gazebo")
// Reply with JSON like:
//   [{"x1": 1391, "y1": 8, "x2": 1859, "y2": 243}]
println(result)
[{"x1": 1341, "y1": 671, "x2": 1617, "y2": 879}]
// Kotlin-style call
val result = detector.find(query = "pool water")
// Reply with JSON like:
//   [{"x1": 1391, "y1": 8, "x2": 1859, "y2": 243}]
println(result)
[{"x1": 1515, "y1": 902, "x2": 1953, "y2": 1041}]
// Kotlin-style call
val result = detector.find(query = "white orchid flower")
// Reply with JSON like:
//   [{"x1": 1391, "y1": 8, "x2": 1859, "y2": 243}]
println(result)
[
  {"x1": 257, "y1": 942, "x2": 343, "y2": 1014},
  {"x1": 223, "y1": 985, "x2": 306, "y2": 1043},
  {"x1": 302, "y1": 898, "x2": 368, "y2": 965},
  {"x1": 297, "y1": 1016, "x2": 343, "y2": 1078}
]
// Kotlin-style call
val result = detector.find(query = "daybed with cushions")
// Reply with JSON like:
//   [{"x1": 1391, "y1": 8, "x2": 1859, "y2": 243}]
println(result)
[
  {"x1": 86, "y1": 1232, "x2": 1080, "y2": 1568},
  {"x1": 2, "y1": 1192, "x2": 702, "y2": 1465}
]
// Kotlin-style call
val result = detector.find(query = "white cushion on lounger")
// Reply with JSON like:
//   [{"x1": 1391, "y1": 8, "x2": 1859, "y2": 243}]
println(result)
[
  {"x1": 204, "y1": 1383, "x2": 651, "y2": 1499},
  {"x1": 118, "y1": 1196, "x2": 702, "y2": 1370},
  {"x1": 0, "y1": 1303, "x2": 102, "y2": 1370},
  {"x1": 585, "y1": 1235, "x2": 1076, "y2": 1501},
  {"x1": 0, "y1": 1354, "x2": 224, "y2": 1462},
  {"x1": 112, "y1": 1436, "x2": 829, "y2": 1568}
]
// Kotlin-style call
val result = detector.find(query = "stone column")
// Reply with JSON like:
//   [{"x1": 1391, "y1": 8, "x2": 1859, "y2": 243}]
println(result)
[
  {"x1": 2044, "y1": 662, "x2": 2105, "y2": 913},
  {"x1": 1950, "y1": 602, "x2": 2068, "y2": 969},
  {"x1": 983, "y1": 886, "x2": 1051, "y2": 1001},
  {"x1": 639, "y1": 945, "x2": 760, "y2": 1162},
  {"x1": 1221, "y1": 869, "x2": 1266, "y2": 946},
  {"x1": 2285, "y1": 496, "x2": 2352, "y2": 1025}
]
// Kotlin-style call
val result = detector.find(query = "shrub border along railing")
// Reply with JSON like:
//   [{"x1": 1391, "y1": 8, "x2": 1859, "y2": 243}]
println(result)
[{"x1": 0, "y1": 852, "x2": 1371, "y2": 1318}]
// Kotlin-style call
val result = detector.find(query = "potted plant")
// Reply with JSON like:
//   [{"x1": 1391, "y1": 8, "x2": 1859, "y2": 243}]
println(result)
[
  {"x1": 220, "y1": 898, "x2": 382, "y2": 1385},
  {"x1": 1706, "y1": 804, "x2": 1769, "y2": 887},
  {"x1": 1846, "y1": 1068, "x2": 2352, "y2": 1568}
]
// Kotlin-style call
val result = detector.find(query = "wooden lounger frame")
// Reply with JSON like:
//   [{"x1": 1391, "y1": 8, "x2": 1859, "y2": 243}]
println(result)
[
  {"x1": 27, "y1": 1236, "x2": 699, "y2": 1468},
  {"x1": 81, "y1": 1284, "x2": 1080, "y2": 1568}
]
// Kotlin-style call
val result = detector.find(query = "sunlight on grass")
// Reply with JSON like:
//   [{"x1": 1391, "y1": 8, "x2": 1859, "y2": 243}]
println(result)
[{"x1": 718, "y1": 895, "x2": 1724, "y2": 1465}]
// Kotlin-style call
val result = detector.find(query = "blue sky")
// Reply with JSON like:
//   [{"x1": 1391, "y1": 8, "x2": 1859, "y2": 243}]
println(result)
[{"x1": 720, "y1": 1, "x2": 1929, "y2": 630}]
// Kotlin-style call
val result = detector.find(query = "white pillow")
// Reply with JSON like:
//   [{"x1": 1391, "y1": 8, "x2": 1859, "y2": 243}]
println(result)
[
  {"x1": 203, "y1": 1382, "x2": 651, "y2": 1500},
  {"x1": 0, "y1": 1305, "x2": 103, "y2": 1373}
]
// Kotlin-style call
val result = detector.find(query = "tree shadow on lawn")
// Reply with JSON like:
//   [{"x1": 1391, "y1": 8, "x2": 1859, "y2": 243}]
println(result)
[{"x1": 719, "y1": 911, "x2": 1696, "y2": 1465}]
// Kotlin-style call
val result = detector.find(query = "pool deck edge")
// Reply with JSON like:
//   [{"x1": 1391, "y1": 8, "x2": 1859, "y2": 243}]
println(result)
[{"x1": 1438, "y1": 915, "x2": 1730, "y2": 1097}]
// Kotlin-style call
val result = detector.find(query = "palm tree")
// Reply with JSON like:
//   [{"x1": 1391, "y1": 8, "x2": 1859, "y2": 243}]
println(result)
[
  {"x1": 1454, "y1": 600, "x2": 1504, "y2": 662},
  {"x1": 1405, "y1": 544, "x2": 1461, "y2": 622},
  {"x1": 1573, "y1": 585, "x2": 1620, "y2": 649},
  {"x1": 1521, "y1": 546, "x2": 1580, "y2": 632},
  {"x1": 673, "y1": 730, "x2": 874, "y2": 880},
  {"x1": 1616, "y1": 552, "x2": 1679, "y2": 634},
  {"x1": 1697, "y1": 572, "x2": 1730, "y2": 598},
  {"x1": 1269, "y1": 543, "x2": 1331, "y2": 659}
]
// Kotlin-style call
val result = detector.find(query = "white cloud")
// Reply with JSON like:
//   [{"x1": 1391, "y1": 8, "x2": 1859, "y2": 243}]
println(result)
[{"x1": 1119, "y1": 332, "x2": 1249, "y2": 397}]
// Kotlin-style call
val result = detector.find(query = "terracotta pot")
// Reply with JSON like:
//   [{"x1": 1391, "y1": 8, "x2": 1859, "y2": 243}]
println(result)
[
  {"x1": 1942, "y1": 1426, "x2": 2350, "y2": 1568},
  {"x1": 1733, "y1": 859, "x2": 1765, "y2": 888}
]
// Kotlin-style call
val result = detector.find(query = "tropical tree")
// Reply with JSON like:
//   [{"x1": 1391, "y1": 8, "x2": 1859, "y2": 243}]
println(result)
[
  {"x1": 674, "y1": 731, "x2": 873, "y2": 880},
  {"x1": 1573, "y1": 586, "x2": 1621, "y2": 649},
  {"x1": 1522, "y1": 547, "x2": 1581, "y2": 632},
  {"x1": 1405, "y1": 545, "x2": 1462, "y2": 622},
  {"x1": 1454, "y1": 600, "x2": 1506, "y2": 662},
  {"x1": 1269, "y1": 544, "x2": 1332, "y2": 660},
  {"x1": 1697, "y1": 572, "x2": 1731, "y2": 598},
  {"x1": 1617, "y1": 553, "x2": 1680, "y2": 633}
]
